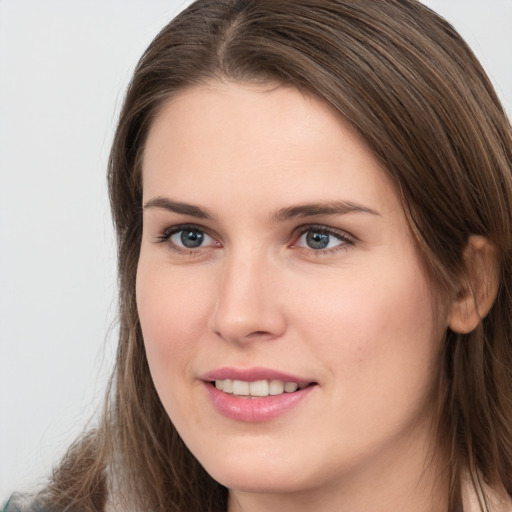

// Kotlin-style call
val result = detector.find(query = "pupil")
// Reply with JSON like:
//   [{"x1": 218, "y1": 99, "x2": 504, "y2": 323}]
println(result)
[
  {"x1": 306, "y1": 230, "x2": 329, "y2": 249},
  {"x1": 181, "y1": 229, "x2": 204, "y2": 248}
]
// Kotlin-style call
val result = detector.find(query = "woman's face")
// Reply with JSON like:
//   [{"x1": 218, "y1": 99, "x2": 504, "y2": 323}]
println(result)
[{"x1": 137, "y1": 82, "x2": 448, "y2": 503}]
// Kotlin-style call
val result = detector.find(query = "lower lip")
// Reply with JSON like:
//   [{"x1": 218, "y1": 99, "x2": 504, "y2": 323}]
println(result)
[{"x1": 203, "y1": 382, "x2": 316, "y2": 422}]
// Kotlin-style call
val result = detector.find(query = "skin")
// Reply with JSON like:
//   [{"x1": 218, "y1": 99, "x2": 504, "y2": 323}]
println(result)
[{"x1": 137, "y1": 81, "x2": 450, "y2": 511}]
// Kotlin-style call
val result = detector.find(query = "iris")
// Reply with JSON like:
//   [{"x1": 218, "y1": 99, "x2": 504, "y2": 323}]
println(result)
[{"x1": 306, "y1": 230, "x2": 330, "y2": 249}]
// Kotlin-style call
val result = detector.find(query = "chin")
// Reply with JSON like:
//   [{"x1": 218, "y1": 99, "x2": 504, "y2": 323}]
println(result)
[
  {"x1": 201, "y1": 455, "x2": 317, "y2": 494},
  {"x1": 215, "y1": 473, "x2": 306, "y2": 495}
]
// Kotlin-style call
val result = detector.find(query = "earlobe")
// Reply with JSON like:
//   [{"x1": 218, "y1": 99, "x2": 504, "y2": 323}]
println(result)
[{"x1": 448, "y1": 235, "x2": 500, "y2": 334}]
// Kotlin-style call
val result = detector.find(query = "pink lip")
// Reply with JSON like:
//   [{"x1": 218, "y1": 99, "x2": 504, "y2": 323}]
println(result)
[
  {"x1": 201, "y1": 367, "x2": 317, "y2": 422},
  {"x1": 201, "y1": 366, "x2": 313, "y2": 385}
]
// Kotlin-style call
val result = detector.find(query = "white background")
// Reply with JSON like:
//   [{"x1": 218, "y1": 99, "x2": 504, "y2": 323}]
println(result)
[{"x1": 1, "y1": 0, "x2": 511, "y2": 500}]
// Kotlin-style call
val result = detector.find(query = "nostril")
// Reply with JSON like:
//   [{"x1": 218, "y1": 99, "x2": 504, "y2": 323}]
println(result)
[{"x1": 247, "y1": 330, "x2": 272, "y2": 338}]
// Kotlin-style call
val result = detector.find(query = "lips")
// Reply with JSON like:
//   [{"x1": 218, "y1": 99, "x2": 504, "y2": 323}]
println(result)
[
  {"x1": 201, "y1": 367, "x2": 317, "y2": 422},
  {"x1": 202, "y1": 366, "x2": 314, "y2": 384}
]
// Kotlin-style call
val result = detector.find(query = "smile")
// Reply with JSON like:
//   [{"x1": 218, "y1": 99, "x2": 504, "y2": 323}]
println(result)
[
  {"x1": 213, "y1": 379, "x2": 309, "y2": 397},
  {"x1": 201, "y1": 368, "x2": 318, "y2": 421}
]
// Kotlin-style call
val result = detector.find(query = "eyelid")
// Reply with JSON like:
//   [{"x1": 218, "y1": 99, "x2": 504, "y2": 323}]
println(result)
[
  {"x1": 156, "y1": 223, "x2": 210, "y2": 239},
  {"x1": 155, "y1": 223, "x2": 221, "y2": 253},
  {"x1": 153, "y1": 222, "x2": 355, "y2": 256},
  {"x1": 290, "y1": 224, "x2": 356, "y2": 252}
]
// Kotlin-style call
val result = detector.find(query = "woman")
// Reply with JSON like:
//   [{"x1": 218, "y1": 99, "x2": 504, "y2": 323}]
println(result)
[{"x1": 5, "y1": 0, "x2": 512, "y2": 510}]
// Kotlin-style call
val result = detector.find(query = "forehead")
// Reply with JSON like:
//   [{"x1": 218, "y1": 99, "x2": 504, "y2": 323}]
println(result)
[
  {"x1": 142, "y1": 81, "x2": 396, "y2": 210},
  {"x1": 144, "y1": 81, "x2": 348, "y2": 166}
]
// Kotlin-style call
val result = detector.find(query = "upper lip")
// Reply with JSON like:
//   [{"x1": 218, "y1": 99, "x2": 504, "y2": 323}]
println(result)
[{"x1": 201, "y1": 367, "x2": 315, "y2": 385}]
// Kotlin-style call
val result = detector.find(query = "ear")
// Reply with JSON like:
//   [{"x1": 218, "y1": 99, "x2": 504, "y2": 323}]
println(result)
[{"x1": 448, "y1": 235, "x2": 500, "y2": 334}]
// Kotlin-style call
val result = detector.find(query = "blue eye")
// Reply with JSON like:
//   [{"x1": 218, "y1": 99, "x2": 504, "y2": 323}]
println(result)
[
  {"x1": 305, "y1": 230, "x2": 331, "y2": 249},
  {"x1": 158, "y1": 226, "x2": 218, "y2": 251},
  {"x1": 169, "y1": 227, "x2": 214, "y2": 249},
  {"x1": 295, "y1": 227, "x2": 350, "y2": 251},
  {"x1": 170, "y1": 228, "x2": 203, "y2": 248}
]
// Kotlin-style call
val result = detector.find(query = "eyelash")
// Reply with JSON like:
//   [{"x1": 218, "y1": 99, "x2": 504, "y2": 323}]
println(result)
[
  {"x1": 155, "y1": 223, "x2": 355, "y2": 256},
  {"x1": 155, "y1": 224, "x2": 219, "y2": 255},
  {"x1": 292, "y1": 224, "x2": 354, "y2": 256}
]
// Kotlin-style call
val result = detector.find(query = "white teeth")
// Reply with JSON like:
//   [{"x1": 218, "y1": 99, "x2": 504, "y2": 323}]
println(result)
[
  {"x1": 269, "y1": 379, "x2": 284, "y2": 395},
  {"x1": 214, "y1": 379, "x2": 307, "y2": 397},
  {"x1": 223, "y1": 379, "x2": 233, "y2": 393},
  {"x1": 232, "y1": 380, "x2": 250, "y2": 396},
  {"x1": 284, "y1": 382, "x2": 298, "y2": 393},
  {"x1": 249, "y1": 380, "x2": 269, "y2": 397}
]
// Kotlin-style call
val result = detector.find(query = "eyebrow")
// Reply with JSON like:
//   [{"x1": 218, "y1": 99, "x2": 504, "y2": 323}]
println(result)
[
  {"x1": 143, "y1": 196, "x2": 380, "y2": 221},
  {"x1": 272, "y1": 201, "x2": 380, "y2": 221},
  {"x1": 143, "y1": 197, "x2": 214, "y2": 219}
]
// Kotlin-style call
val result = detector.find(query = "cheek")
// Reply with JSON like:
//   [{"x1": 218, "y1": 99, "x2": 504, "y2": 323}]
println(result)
[
  {"x1": 135, "y1": 259, "x2": 211, "y2": 391},
  {"x1": 294, "y1": 256, "x2": 442, "y2": 402}
]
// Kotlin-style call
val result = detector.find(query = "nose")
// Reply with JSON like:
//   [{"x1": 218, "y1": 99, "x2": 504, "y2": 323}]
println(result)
[{"x1": 209, "y1": 249, "x2": 287, "y2": 345}]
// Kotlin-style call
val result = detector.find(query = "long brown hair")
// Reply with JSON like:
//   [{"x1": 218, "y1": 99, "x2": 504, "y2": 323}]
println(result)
[{"x1": 42, "y1": 1, "x2": 512, "y2": 510}]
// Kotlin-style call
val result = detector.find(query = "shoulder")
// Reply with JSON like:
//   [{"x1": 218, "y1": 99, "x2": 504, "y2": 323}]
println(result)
[
  {"x1": 462, "y1": 472, "x2": 512, "y2": 512},
  {"x1": 2, "y1": 494, "x2": 51, "y2": 512}
]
